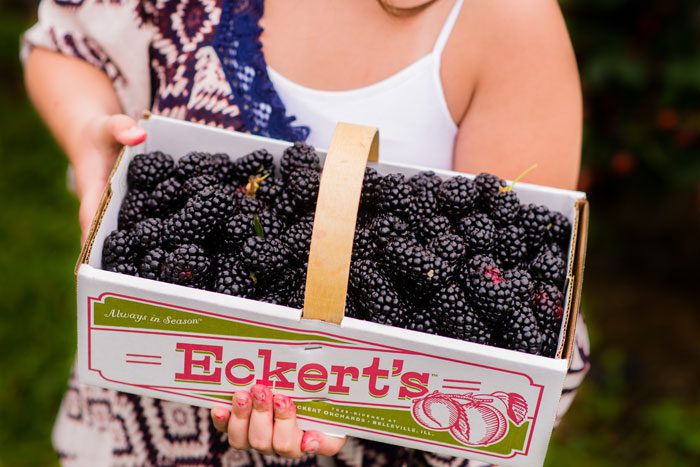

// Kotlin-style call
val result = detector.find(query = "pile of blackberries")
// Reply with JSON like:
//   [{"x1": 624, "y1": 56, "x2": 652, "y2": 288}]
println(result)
[{"x1": 102, "y1": 143, "x2": 571, "y2": 357}]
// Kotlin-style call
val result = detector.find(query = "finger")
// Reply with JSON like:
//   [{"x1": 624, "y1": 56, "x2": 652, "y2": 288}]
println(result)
[
  {"x1": 227, "y1": 391, "x2": 252, "y2": 450},
  {"x1": 248, "y1": 384, "x2": 274, "y2": 454},
  {"x1": 271, "y1": 395, "x2": 304, "y2": 458},
  {"x1": 210, "y1": 405, "x2": 230, "y2": 433},
  {"x1": 301, "y1": 431, "x2": 347, "y2": 457},
  {"x1": 105, "y1": 114, "x2": 147, "y2": 146}
]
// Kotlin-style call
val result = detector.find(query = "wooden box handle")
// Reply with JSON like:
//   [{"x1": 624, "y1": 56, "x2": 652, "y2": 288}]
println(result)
[{"x1": 302, "y1": 123, "x2": 379, "y2": 324}]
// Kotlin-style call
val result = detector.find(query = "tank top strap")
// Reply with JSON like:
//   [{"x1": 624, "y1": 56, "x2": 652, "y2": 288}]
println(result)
[{"x1": 433, "y1": 0, "x2": 464, "y2": 56}]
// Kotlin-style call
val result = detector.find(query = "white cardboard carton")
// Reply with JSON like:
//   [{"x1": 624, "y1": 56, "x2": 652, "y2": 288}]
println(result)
[{"x1": 76, "y1": 115, "x2": 588, "y2": 466}]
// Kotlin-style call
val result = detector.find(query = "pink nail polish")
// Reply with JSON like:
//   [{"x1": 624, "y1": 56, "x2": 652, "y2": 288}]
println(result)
[
  {"x1": 273, "y1": 396, "x2": 287, "y2": 411},
  {"x1": 213, "y1": 407, "x2": 227, "y2": 420},
  {"x1": 234, "y1": 394, "x2": 248, "y2": 407},
  {"x1": 252, "y1": 386, "x2": 266, "y2": 402},
  {"x1": 305, "y1": 440, "x2": 319, "y2": 453}
]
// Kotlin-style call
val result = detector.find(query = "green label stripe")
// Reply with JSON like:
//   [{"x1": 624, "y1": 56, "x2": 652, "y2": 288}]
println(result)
[{"x1": 93, "y1": 296, "x2": 349, "y2": 344}]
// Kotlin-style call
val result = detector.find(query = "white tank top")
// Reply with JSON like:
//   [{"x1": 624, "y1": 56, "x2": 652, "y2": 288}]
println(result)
[{"x1": 268, "y1": 0, "x2": 463, "y2": 170}]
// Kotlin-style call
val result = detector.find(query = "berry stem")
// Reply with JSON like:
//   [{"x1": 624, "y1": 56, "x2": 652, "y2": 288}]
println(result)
[{"x1": 499, "y1": 164, "x2": 538, "y2": 193}]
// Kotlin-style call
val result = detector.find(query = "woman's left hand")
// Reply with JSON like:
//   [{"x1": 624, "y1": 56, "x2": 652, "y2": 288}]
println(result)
[{"x1": 211, "y1": 384, "x2": 346, "y2": 458}]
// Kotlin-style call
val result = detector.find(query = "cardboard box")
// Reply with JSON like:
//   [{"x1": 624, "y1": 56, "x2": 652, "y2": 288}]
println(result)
[{"x1": 76, "y1": 114, "x2": 588, "y2": 466}]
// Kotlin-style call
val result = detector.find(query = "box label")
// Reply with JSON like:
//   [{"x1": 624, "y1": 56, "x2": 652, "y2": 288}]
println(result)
[{"x1": 86, "y1": 292, "x2": 547, "y2": 459}]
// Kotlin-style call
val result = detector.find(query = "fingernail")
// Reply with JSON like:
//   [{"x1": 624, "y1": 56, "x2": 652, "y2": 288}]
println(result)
[
  {"x1": 252, "y1": 385, "x2": 266, "y2": 402},
  {"x1": 212, "y1": 407, "x2": 228, "y2": 420},
  {"x1": 234, "y1": 393, "x2": 249, "y2": 407},
  {"x1": 122, "y1": 127, "x2": 145, "y2": 139},
  {"x1": 273, "y1": 395, "x2": 287, "y2": 411},
  {"x1": 304, "y1": 440, "x2": 319, "y2": 453}
]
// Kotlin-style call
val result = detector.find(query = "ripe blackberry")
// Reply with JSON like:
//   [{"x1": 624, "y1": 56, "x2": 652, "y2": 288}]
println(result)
[
  {"x1": 208, "y1": 153, "x2": 236, "y2": 183},
  {"x1": 182, "y1": 174, "x2": 220, "y2": 199},
  {"x1": 370, "y1": 213, "x2": 409, "y2": 248},
  {"x1": 139, "y1": 248, "x2": 166, "y2": 280},
  {"x1": 409, "y1": 171, "x2": 442, "y2": 193},
  {"x1": 530, "y1": 246, "x2": 567, "y2": 288},
  {"x1": 118, "y1": 189, "x2": 151, "y2": 230},
  {"x1": 175, "y1": 152, "x2": 214, "y2": 180},
  {"x1": 474, "y1": 172, "x2": 506, "y2": 210},
  {"x1": 458, "y1": 213, "x2": 496, "y2": 254},
  {"x1": 345, "y1": 294, "x2": 364, "y2": 320},
  {"x1": 495, "y1": 224, "x2": 528, "y2": 267},
  {"x1": 132, "y1": 218, "x2": 164, "y2": 253},
  {"x1": 412, "y1": 215, "x2": 452, "y2": 244},
  {"x1": 349, "y1": 260, "x2": 391, "y2": 299},
  {"x1": 437, "y1": 176, "x2": 478, "y2": 217},
  {"x1": 102, "y1": 229, "x2": 136, "y2": 274},
  {"x1": 531, "y1": 282, "x2": 565, "y2": 326},
  {"x1": 520, "y1": 204, "x2": 552, "y2": 253},
  {"x1": 465, "y1": 255, "x2": 514, "y2": 323},
  {"x1": 163, "y1": 187, "x2": 234, "y2": 246},
  {"x1": 461, "y1": 308, "x2": 493, "y2": 346},
  {"x1": 505, "y1": 268, "x2": 534, "y2": 304},
  {"x1": 161, "y1": 244, "x2": 213, "y2": 289},
  {"x1": 127, "y1": 151, "x2": 174, "y2": 190},
  {"x1": 501, "y1": 305, "x2": 543, "y2": 355},
  {"x1": 214, "y1": 256, "x2": 255, "y2": 298},
  {"x1": 233, "y1": 149, "x2": 274, "y2": 182},
  {"x1": 240, "y1": 237, "x2": 291, "y2": 278},
  {"x1": 273, "y1": 190, "x2": 298, "y2": 221},
  {"x1": 281, "y1": 142, "x2": 320, "y2": 177},
  {"x1": 258, "y1": 290, "x2": 289, "y2": 306},
  {"x1": 376, "y1": 173, "x2": 414, "y2": 217},
  {"x1": 431, "y1": 284, "x2": 469, "y2": 338},
  {"x1": 547, "y1": 211, "x2": 572, "y2": 248},
  {"x1": 412, "y1": 189, "x2": 439, "y2": 219},
  {"x1": 256, "y1": 176, "x2": 284, "y2": 205},
  {"x1": 363, "y1": 287, "x2": 407, "y2": 327},
  {"x1": 287, "y1": 168, "x2": 320, "y2": 208},
  {"x1": 404, "y1": 309, "x2": 440, "y2": 335},
  {"x1": 352, "y1": 227, "x2": 376, "y2": 261},
  {"x1": 359, "y1": 167, "x2": 381, "y2": 211},
  {"x1": 428, "y1": 233, "x2": 467, "y2": 265},
  {"x1": 280, "y1": 219, "x2": 313, "y2": 263},
  {"x1": 148, "y1": 177, "x2": 183, "y2": 217},
  {"x1": 223, "y1": 211, "x2": 279, "y2": 250},
  {"x1": 383, "y1": 237, "x2": 451, "y2": 291},
  {"x1": 488, "y1": 190, "x2": 520, "y2": 226},
  {"x1": 236, "y1": 195, "x2": 266, "y2": 216}
]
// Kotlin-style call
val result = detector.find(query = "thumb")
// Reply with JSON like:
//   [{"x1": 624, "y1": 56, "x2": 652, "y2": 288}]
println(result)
[{"x1": 101, "y1": 114, "x2": 147, "y2": 147}]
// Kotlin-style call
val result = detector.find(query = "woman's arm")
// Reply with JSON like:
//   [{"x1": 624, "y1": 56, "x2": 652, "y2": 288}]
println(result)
[
  {"x1": 24, "y1": 48, "x2": 146, "y2": 240},
  {"x1": 452, "y1": 0, "x2": 582, "y2": 190}
]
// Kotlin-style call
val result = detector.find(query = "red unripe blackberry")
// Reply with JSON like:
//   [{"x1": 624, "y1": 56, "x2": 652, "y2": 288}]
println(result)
[
  {"x1": 458, "y1": 213, "x2": 496, "y2": 254},
  {"x1": 437, "y1": 176, "x2": 478, "y2": 217},
  {"x1": 161, "y1": 244, "x2": 213, "y2": 289},
  {"x1": 281, "y1": 142, "x2": 320, "y2": 178},
  {"x1": 127, "y1": 151, "x2": 174, "y2": 190}
]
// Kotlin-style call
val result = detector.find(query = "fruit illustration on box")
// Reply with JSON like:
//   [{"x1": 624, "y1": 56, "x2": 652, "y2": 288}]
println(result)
[{"x1": 411, "y1": 390, "x2": 528, "y2": 446}]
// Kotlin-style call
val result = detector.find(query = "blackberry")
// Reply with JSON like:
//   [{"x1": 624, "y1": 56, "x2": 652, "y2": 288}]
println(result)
[
  {"x1": 102, "y1": 229, "x2": 136, "y2": 274},
  {"x1": 139, "y1": 248, "x2": 166, "y2": 280},
  {"x1": 281, "y1": 142, "x2": 320, "y2": 177},
  {"x1": 465, "y1": 255, "x2": 513, "y2": 323},
  {"x1": 500, "y1": 305, "x2": 543, "y2": 355},
  {"x1": 208, "y1": 153, "x2": 236, "y2": 183},
  {"x1": 256, "y1": 176, "x2": 284, "y2": 205},
  {"x1": 495, "y1": 224, "x2": 528, "y2": 267},
  {"x1": 161, "y1": 244, "x2": 213, "y2": 288},
  {"x1": 412, "y1": 215, "x2": 452, "y2": 244},
  {"x1": 287, "y1": 168, "x2": 320, "y2": 208},
  {"x1": 488, "y1": 190, "x2": 520, "y2": 226},
  {"x1": 428, "y1": 233, "x2": 467, "y2": 265},
  {"x1": 132, "y1": 217, "x2": 164, "y2": 253},
  {"x1": 175, "y1": 152, "x2": 214, "y2": 180},
  {"x1": 404, "y1": 309, "x2": 440, "y2": 335},
  {"x1": 213, "y1": 256, "x2": 255, "y2": 298},
  {"x1": 236, "y1": 195, "x2": 266, "y2": 216},
  {"x1": 233, "y1": 149, "x2": 274, "y2": 182},
  {"x1": 182, "y1": 174, "x2": 220, "y2": 199},
  {"x1": 461, "y1": 308, "x2": 493, "y2": 346},
  {"x1": 127, "y1": 151, "x2": 174, "y2": 190},
  {"x1": 118, "y1": 189, "x2": 151, "y2": 230},
  {"x1": 412, "y1": 188, "x2": 439, "y2": 219},
  {"x1": 431, "y1": 284, "x2": 470, "y2": 338},
  {"x1": 530, "y1": 246, "x2": 567, "y2": 288},
  {"x1": 352, "y1": 227, "x2": 376, "y2": 261},
  {"x1": 148, "y1": 177, "x2": 183, "y2": 217},
  {"x1": 363, "y1": 287, "x2": 407, "y2": 327},
  {"x1": 383, "y1": 237, "x2": 451, "y2": 291},
  {"x1": 531, "y1": 283, "x2": 564, "y2": 357},
  {"x1": 370, "y1": 214, "x2": 409, "y2": 248},
  {"x1": 345, "y1": 294, "x2": 364, "y2": 320},
  {"x1": 163, "y1": 187, "x2": 234, "y2": 246},
  {"x1": 287, "y1": 285, "x2": 306, "y2": 309},
  {"x1": 258, "y1": 290, "x2": 289, "y2": 306},
  {"x1": 547, "y1": 211, "x2": 572, "y2": 248},
  {"x1": 409, "y1": 171, "x2": 442, "y2": 193},
  {"x1": 376, "y1": 173, "x2": 414, "y2": 217},
  {"x1": 520, "y1": 204, "x2": 552, "y2": 253},
  {"x1": 273, "y1": 190, "x2": 298, "y2": 221},
  {"x1": 474, "y1": 172, "x2": 506, "y2": 210},
  {"x1": 458, "y1": 213, "x2": 496, "y2": 254},
  {"x1": 222, "y1": 212, "x2": 258, "y2": 251},
  {"x1": 360, "y1": 167, "x2": 381, "y2": 211},
  {"x1": 437, "y1": 176, "x2": 478, "y2": 217},
  {"x1": 505, "y1": 268, "x2": 534, "y2": 304},
  {"x1": 240, "y1": 237, "x2": 291, "y2": 278},
  {"x1": 349, "y1": 260, "x2": 391, "y2": 299},
  {"x1": 280, "y1": 219, "x2": 313, "y2": 263}
]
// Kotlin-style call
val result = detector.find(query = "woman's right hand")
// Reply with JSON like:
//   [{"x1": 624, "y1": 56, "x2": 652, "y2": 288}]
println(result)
[{"x1": 73, "y1": 114, "x2": 146, "y2": 243}]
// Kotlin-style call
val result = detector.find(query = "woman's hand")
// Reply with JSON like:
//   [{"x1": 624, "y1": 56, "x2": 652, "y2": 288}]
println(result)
[
  {"x1": 211, "y1": 384, "x2": 346, "y2": 458},
  {"x1": 73, "y1": 114, "x2": 146, "y2": 242}
]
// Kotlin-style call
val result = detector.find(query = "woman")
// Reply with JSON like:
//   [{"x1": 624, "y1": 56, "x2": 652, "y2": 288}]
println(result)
[{"x1": 23, "y1": 0, "x2": 589, "y2": 465}]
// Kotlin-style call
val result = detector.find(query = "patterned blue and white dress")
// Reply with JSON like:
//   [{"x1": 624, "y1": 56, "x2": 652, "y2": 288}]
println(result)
[{"x1": 23, "y1": 1, "x2": 591, "y2": 465}]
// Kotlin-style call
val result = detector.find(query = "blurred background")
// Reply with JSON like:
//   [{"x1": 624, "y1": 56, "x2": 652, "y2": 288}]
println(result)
[{"x1": 0, "y1": 0, "x2": 699, "y2": 465}]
